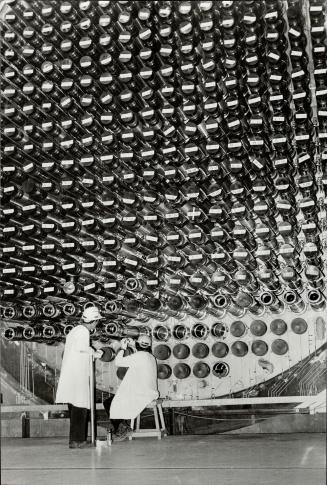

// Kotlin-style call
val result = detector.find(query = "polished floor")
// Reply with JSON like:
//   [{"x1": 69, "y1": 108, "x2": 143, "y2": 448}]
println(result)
[{"x1": 1, "y1": 433, "x2": 325, "y2": 485}]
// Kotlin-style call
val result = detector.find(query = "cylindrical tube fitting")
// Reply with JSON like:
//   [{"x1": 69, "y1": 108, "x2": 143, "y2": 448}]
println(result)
[
  {"x1": 307, "y1": 289, "x2": 326, "y2": 311},
  {"x1": 259, "y1": 291, "x2": 285, "y2": 314},
  {"x1": 282, "y1": 290, "x2": 306, "y2": 313}
]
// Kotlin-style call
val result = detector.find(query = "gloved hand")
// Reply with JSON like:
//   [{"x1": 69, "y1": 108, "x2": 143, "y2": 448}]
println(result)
[
  {"x1": 120, "y1": 338, "x2": 134, "y2": 350},
  {"x1": 93, "y1": 349, "x2": 104, "y2": 359},
  {"x1": 120, "y1": 338, "x2": 129, "y2": 350}
]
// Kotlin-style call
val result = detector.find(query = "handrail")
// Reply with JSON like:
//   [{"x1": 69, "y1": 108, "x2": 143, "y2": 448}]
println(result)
[{"x1": 0, "y1": 395, "x2": 316, "y2": 414}]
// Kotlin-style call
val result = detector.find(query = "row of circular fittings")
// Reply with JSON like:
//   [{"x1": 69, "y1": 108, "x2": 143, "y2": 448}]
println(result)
[
  {"x1": 1, "y1": 0, "x2": 326, "y2": 79},
  {"x1": 0, "y1": 209, "x2": 320, "y2": 245},
  {"x1": 0, "y1": 142, "x2": 319, "y2": 181},
  {"x1": 1, "y1": 76, "x2": 322, "y2": 119},
  {"x1": 1, "y1": 128, "x2": 320, "y2": 168},
  {"x1": 153, "y1": 318, "x2": 310, "y2": 341},
  {"x1": 2, "y1": 52, "x2": 311, "y2": 91},
  {"x1": 2, "y1": 43, "x2": 321, "y2": 83},
  {"x1": 1, "y1": 56, "x2": 320, "y2": 105},
  {"x1": 0, "y1": 254, "x2": 323, "y2": 290},
  {"x1": 0, "y1": 197, "x2": 321, "y2": 232},
  {"x1": 2, "y1": 94, "x2": 318, "y2": 144},
  {"x1": 0, "y1": 196, "x2": 321, "y2": 227},
  {"x1": 0, "y1": 299, "x2": 309, "y2": 336},
  {"x1": 1, "y1": 116, "x2": 320, "y2": 158},
  {"x1": 155, "y1": 361, "x2": 231, "y2": 380},
  {"x1": 153, "y1": 338, "x2": 290, "y2": 360},
  {"x1": 2, "y1": 320, "x2": 291, "y2": 360},
  {"x1": 2, "y1": 4, "x2": 289, "y2": 44},
  {"x1": 0, "y1": 2, "x2": 294, "y2": 55},
  {"x1": 1, "y1": 108, "x2": 321, "y2": 148},
  {"x1": 1, "y1": 325, "x2": 291, "y2": 359},
  {"x1": 1, "y1": 283, "x2": 320, "y2": 324},
  {"x1": 1, "y1": 167, "x2": 320, "y2": 207}
]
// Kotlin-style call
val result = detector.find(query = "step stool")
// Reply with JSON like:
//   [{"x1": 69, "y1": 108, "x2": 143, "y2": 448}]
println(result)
[{"x1": 129, "y1": 399, "x2": 167, "y2": 440}]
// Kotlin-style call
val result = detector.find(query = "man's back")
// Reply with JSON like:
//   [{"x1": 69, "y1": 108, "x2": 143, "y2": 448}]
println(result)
[{"x1": 110, "y1": 349, "x2": 159, "y2": 419}]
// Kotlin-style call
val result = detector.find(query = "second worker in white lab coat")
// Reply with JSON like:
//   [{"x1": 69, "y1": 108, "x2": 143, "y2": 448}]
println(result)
[{"x1": 110, "y1": 336, "x2": 159, "y2": 422}]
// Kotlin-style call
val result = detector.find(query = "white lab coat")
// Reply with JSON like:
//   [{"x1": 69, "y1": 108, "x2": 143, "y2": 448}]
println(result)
[
  {"x1": 110, "y1": 350, "x2": 159, "y2": 419},
  {"x1": 55, "y1": 325, "x2": 92, "y2": 409}
]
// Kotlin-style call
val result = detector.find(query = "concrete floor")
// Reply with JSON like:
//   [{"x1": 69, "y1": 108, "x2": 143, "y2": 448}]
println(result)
[{"x1": 1, "y1": 434, "x2": 325, "y2": 485}]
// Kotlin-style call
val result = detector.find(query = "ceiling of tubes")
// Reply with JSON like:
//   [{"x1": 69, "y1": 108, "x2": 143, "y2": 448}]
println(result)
[{"x1": 1, "y1": 0, "x2": 327, "y2": 342}]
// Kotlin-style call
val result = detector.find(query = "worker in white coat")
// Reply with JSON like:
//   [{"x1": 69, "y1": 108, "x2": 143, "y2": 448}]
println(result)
[
  {"x1": 107, "y1": 335, "x2": 159, "y2": 440},
  {"x1": 56, "y1": 306, "x2": 103, "y2": 449}
]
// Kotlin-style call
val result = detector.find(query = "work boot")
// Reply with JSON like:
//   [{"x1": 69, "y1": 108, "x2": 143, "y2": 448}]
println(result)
[
  {"x1": 69, "y1": 441, "x2": 93, "y2": 449},
  {"x1": 113, "y1": 423, "x2": 133, "y2": 442},
  {"x1": 69, "y1": 441, "x2": 80, "y2": 449},
  {"x1": 78, "y1": 441, "x2": 94, "y2": 448}
]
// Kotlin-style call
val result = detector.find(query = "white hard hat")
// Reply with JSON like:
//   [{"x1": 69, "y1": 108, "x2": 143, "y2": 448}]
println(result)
[
  {"x1": 137, "y1": 334, "x2": 152, "y2": 348},
  {"x1": 82, "y1": 306, "x2": 102, "y2": 323}
]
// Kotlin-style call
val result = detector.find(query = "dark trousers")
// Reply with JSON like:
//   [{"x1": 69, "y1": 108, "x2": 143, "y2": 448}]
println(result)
[
  {"x1": 103, "y1": 395, "x2": 124, "y2": 433},
  {"x1": 68, "y1": 403, "x2": 89, "y2": 443}
]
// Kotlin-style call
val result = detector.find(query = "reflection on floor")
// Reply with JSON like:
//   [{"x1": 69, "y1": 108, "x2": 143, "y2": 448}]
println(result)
[{"x1": 1, "y1": 433, "x2": 325, "y2": 485}]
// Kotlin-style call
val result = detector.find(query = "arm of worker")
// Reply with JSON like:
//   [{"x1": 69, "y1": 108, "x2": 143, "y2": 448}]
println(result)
[
  {"x1": 114, "y1": 338, "x2": 137, "y2": 367},
  {"x1": 73, "y1": 327, "x2": 103, "y2": 358},
  {"x1": 79, "y1": 348, "x2": 104, "y2": 359},
  {"x1": 114, "y1": 350, "x2": 137, "y2": 367}
]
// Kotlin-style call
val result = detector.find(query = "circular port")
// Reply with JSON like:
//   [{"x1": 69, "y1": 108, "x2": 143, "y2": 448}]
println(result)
[
  {"x1": 251, "y1": 340, "x2": 268, "y2": 356},
  {"x1": 173, "y1": 363, "x2": 191, "y2": 379},
  {"x1": 250, "y1": 320, "x2": 267, "y2": 336},
  {"x1": 193, "y1": 362, "x2": 210, "y2": 378},
  {"x1": 153, "y1": 344, "x2": 171, "y2": 360},
  {"x1": 173, "y1": 325, "x2": 189, "y2": 340},
  {"x1": 211, "y1": 322, "x2": 228, "y2": 338},
  {"x1": 212, "y1": 362, "x2": 230, "y2": 378},
  {"x1": 270, "y1": 319, "x2": 287, "y2": 335},
  {"x1": 157, "y1": 363, "x2": 172, "y2": 379},
  {"x1": 283, "y1": 290, "x2": 297, "y2": 304},
  {"x1": 213, "y1": 294, "x2": 228, "y2": 308},
  {"x1": 192, "y1": 342, "x2": 209, "y2": 359},
  {"x1": 212, "y1": 342, "x2": 229, "y2": 358},
  {"x1": 43, "y1": 325, "x2": 56, "y2": 338},
  {"x1": 100, "y1": 347, "x2": 116, "y2": 362},
  {"x1": 125, "y1": 277, "x2": 140, "y2": 291},
  {"x1": 271, "y1": 339, "x2": 289, "y2": 355},
  {"x1": 260, "y1": 292, "x2": 274, "y2": 306},
  {"x1": 63, "y1": 324, "x2": 74, "y2": 336},
  {"x1": 63, "y1": 303, "x2": 77, "y2": 316},
  {"x1": 231, "y1": 341, "x2": 248, "y2": 357},
  {"x1": 23, "y1": 326, "x2": 35, "y2": 339},
  {"x1": 153, "y1": 325, "x2": 170, "y2": 341},
  {"x1": 23, "y1": 305, "x2": 38, "y2": 318},
  {"x1": 3, "y1": 307, "x2": 16, "y2": 319},
  {"x1": 167, "y1": 295, "x2": 184, "y2": 311},
  {"x1": 104, "y1": 322, "x2": 122, "y2": 337},
  {"x1": 104, "y1": 301, "x2": 121, "y2": 313},
  {"x1": 42, "y1": 303, "x2": 57, "y2": 317},
  {"x1": 4, "y1": 328, "x2": 15, "y2": 340},
  {"x1": 172, "y1": 343, "x2": 190, "y2": 359},
  {"x1": 307, "y1": 289, "x2": 322, "y2": 304},
  {"x1": 191, "y1": 323, "x2": 209, "y2": 339},
  {"x1": 230, "y1": 320, "x2": 246, "y2": 337},
  {"x1": 291, "y1": 318, "x2": 308, "y2": 334}
]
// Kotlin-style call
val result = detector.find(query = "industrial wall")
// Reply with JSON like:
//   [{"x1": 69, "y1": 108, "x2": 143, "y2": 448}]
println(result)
[{"x1": 1, "y1": 0, "x2": 326, "y2": 433}]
